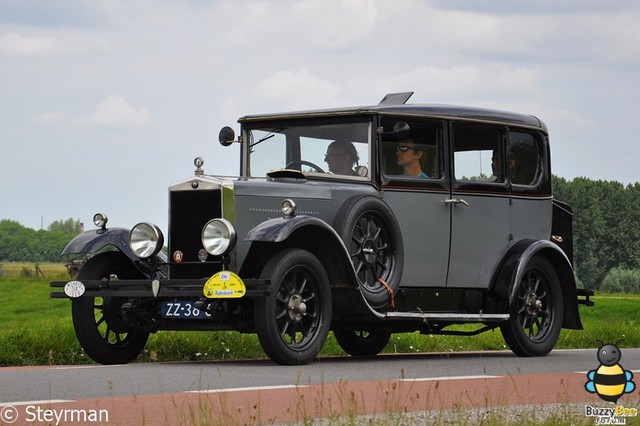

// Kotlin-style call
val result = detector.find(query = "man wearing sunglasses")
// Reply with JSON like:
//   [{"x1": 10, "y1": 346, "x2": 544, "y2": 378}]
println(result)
[{"x1": 396, "y1": 138, "x2": 428, "y2": 177}]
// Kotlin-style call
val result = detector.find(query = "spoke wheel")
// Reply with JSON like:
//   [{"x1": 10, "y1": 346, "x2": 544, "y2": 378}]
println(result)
[
  {"x1": 351, "y1": 215, "x2": 392, "y2": 285},
  {"x1": 335, "y1": 196, "x2": 403, "y2": 309},
  {"x1": 255, "y1": 249, "x2": 332, "y2": 365},
  {"x1": 501, "y1": 256, "x2": 563, "y2": 357},
  {"x1": 71, "y1": 252, "x2": 149, "y2": 365},
  {"x1": 334, "y1": 329, "x2": 391, "y2": 357}
]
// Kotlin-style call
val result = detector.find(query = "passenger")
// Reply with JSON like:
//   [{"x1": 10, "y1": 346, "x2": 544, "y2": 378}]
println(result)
[
  {"x1": 491, "y1": 148, "x2": 501, "y2": 181},
  {"x1": 396, "y1": 138, "x2": 428, "y2": 177},
  {"x1": 508, "y1": 141, "x2": 538, "y2": 184},
  {"x1": 325, "y1": 140, "x2": 359, "y2": 175}
]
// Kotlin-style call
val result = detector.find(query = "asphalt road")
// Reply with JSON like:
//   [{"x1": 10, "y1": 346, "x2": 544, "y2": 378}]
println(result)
[{"x1": 3, "y1": 348, "x2": 640, "y2": 404}]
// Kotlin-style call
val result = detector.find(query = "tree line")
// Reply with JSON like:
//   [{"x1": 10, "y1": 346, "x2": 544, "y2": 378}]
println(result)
[
  {"x1": 0, "y1": 218, "x2": 83, "y2": 263},
  {"x1": 1, "y1": 178, "x2": 639, "y2": 290},
  {"x1": 553, "y1": 176, "x2": 640, "y2": 290}
]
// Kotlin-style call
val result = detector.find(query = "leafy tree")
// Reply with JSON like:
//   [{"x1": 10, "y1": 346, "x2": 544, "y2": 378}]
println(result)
[
  {"x1": 48, "y1": 218, "x2": 84, "y2": 234},
  {"x1": 0, "y1": 219, "x2": 82, "y2": 262},
  {"x1": 601, "y1": 267, "x2": 640, "y2": 293},
  {"x1": 553, "y1": 176, "x2": 640, "y2": 289}
]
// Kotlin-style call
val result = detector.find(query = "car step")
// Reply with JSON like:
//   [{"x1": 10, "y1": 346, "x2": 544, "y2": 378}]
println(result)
[{"x1": 384, "y1": 312, "x2": 510, "y2": 322}]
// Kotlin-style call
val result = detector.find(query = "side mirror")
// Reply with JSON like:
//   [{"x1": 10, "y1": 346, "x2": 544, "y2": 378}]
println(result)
[
  {"x1": 380, "y1": 122, "x2": 411, "y2": 141},
  {"x1": 218, "y1": 126, "x2": 237, "y2": 147}
]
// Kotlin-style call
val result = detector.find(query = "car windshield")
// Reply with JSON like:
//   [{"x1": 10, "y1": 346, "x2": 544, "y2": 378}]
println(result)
[{"x1": 244, "y1": 118, "x2": 371, "y2": 178}]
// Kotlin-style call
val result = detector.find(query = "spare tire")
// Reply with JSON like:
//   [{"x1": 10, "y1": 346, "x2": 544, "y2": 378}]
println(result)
[{"x1": 334, "y1": 195, "x2": 404, "y2": 309}]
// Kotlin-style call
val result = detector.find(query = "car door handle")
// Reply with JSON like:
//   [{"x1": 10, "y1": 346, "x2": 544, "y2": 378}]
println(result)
[{"x1": 445, "y1": 198, "x2": 470, "y2": 207}]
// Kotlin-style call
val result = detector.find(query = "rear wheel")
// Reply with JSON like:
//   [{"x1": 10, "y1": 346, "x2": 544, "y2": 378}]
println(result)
[
  {"x1": 254, "y1": 249, "x2": 332, "y2": 365},
  {"x1": 334, "y1": 329, "x2": 391, "y2": 357},
  {"x1": 71, "y1": 251, "x2": 149, "y2": 365},
  {"x1": 500, "y1": 256, "x2": 563, "y2": 357}
]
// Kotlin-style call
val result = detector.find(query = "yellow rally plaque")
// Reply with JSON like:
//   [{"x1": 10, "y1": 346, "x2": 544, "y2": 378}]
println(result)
[{"x1": 203, "y1": 271, "x2": 246, "y2": 299}]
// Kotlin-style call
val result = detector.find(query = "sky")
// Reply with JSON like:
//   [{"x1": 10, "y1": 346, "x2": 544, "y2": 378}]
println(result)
[{"x1": 1, "y1": 0, "x2": 639, "y2": 233}]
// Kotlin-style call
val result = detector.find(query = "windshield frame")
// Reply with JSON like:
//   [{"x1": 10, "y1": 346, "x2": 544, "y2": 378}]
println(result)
[{"x1": 240, "y1": 115, "x2": 374, "y2": 180}]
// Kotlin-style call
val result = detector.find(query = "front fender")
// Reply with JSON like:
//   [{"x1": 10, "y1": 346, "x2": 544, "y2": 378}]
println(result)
[
  {"x1": 244, "y1": 216, "x2": 387, "y2": 319},
  {"x1": 244, "y1": 215, "x2": 354, "y2": 281},
  {"x1": 245, "y1": 215, "x2": 335, "y2": 243},
  {"x1": 62, "y1": 228, "x2": 137, "y2": 259},
  {"x1": 61, "y1": 228, "x2": 167, "y2": 277}
]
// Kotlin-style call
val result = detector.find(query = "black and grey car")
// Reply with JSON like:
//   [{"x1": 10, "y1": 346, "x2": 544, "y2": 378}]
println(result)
[{"x1": 51, "y1": 92, "x2": 593, "y2": 365}]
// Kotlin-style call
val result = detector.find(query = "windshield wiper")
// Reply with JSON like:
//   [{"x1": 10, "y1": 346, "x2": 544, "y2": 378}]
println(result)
[{"x1": 250, "y1": 126, "x2": 284, "y2": 148}]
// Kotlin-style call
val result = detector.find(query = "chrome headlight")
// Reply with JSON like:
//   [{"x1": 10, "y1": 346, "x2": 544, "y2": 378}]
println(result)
[
  {"x1": 93, "y1": 213, "x2": 108, "y2": 229},
  {"x1": 130, "y1": 222, "x2": 164, "y2": 259},
  {"x1": 202, "y1": 218, "x2": 236, "y2": 256},
  {"x1": 281, "y1": 199, "x2": 297, "y2": 216}
]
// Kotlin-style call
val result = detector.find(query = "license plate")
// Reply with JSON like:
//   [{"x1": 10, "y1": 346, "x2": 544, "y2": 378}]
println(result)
[{"x1": 161, "y1": 301, "x2": 211, "y2": 319}]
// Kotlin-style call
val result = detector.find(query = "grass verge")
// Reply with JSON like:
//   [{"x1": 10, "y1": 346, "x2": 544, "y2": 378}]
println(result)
[{"x1": 0, "y1": 270, "x2": 638, "y2": 366}]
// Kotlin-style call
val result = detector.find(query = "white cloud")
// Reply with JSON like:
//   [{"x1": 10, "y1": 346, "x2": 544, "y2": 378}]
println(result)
[
  {"x1": 287, "y1": 0, "x2": 377, "y2": 50},
  {"x1": 2, "y1": 0, "x2": 640, "y2": 232},
  {"x1": 30, "y1": 112, "x2": 66, "y2": 126},
  {"x1": 86, "y1": 96, "x2": 155, "y2": 130},
  {"x1": 255, "y1": 69, "x2": 343, "y2": 110},
  {"x1": 219, "y1": 0, "x2": 377, "y2": 52},
  {"x1": 346, "y1": 64, "x2": 541, "y2": 105},
  {"x1": 0, "y1": 32, "x2": 60, "y2": 56}
]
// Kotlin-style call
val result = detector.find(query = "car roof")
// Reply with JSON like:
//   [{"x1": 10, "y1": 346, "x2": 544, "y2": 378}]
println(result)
[{"x1": 239, "y1": 103, "x2": 547, "y2": 133}]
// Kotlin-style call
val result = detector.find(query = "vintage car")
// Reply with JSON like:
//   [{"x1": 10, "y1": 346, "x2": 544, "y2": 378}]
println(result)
[{"x1": 51, "y1": 92, "x2": 593, "y2": 365}]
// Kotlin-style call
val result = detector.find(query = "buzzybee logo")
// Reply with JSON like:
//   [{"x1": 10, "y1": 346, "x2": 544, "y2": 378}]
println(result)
[{"x1": 585, "y1": 341, "x2": 635, "y2": 403}]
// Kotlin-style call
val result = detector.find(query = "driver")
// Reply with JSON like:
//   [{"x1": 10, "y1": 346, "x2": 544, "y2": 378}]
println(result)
[{"x1": 324, "y1": 140, "x2": 359, "y2": 175}]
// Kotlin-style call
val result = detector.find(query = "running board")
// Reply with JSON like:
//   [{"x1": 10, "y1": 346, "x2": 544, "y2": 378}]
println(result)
[{"x1": 384, "y1": 312, "x2": 510, "y2": 322}]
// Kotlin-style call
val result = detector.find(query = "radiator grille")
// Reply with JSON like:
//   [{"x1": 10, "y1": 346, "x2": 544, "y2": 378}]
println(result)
[{"x1": 169, "y1": 189, "x2": 222, "y2": 278}]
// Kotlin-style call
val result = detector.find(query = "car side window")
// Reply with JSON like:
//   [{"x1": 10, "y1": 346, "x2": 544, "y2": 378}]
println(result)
[
  {"x1": 381, "y1": 120, "x2": 442, "y2": 180},
  {"x1": 453, "y1": 125, "x2": 503, "y2": 182},
  {"x1": 508, "y1": 131, "x2": 540, "y2": 185}
]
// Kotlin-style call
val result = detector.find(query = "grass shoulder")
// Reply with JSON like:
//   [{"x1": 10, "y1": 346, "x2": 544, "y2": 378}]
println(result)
[{"x1": 0, "y1": 274, "x2": 636, "y2": 366}]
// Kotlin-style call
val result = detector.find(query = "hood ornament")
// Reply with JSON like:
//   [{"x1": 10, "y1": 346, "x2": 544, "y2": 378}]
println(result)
[{"x1": 194, "y1": 157, "x2": 204, "y2": 176}]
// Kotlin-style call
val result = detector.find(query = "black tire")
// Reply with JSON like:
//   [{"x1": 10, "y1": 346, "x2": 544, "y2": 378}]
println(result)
[
  {"x1": 500, "y1": 256, "x2": 563, "y2": 357},
  {"x1": 71, "y1": 251, "x2": 149, "y2": 365},
  {"x1": 334, "y1": 329, "x2": 391, "y2": 357},
  {"x1": 254, "y1": 249, "x2": 332, "y2": 365},
  {"x1": 334, "y1": 196, "x2": 404, "y2": 309}
]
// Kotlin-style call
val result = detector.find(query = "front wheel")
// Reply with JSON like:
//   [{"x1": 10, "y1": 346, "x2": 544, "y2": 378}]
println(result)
[
  {"x1": 254, "y1": 249, "x2": 332, "y2": 365},
  {"x1": 71, "y1": 252, "x2": 149, "y2": 365},
  {"x1": 500, "y1": 256, "x2": 563, "y2": 357}
]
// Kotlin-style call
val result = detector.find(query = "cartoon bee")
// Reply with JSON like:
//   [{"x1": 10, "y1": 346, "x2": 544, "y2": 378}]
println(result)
[{"x1": 585, "y1": 341, "x2": 636, "y2": 403}]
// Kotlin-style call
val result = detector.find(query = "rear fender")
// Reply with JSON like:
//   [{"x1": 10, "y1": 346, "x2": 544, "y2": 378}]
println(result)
[{"x1": 493, "y1": 239, "x2": 582, "y2": 329}]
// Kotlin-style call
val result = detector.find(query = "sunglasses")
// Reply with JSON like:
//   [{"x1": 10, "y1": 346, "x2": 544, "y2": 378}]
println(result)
[
  {"x1": 325, "y1": 152, "x2": 346, "y2": 158},
  {"x1": 396, "y1": 146, "x2": 416, "y2": 153}
]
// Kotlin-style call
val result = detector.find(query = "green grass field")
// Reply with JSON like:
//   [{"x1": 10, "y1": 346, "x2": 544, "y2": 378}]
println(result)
[{"x1": 0, "y1": 264, "x2": 638, "y2": 366}]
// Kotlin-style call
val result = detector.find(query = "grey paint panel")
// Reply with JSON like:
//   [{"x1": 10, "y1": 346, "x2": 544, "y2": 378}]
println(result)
[
  {"x1": 383, "y1": 189, "x2": 450, "y2": 288},
  {"x1": 447, "y1": 195, "x2": 511, "y2": 288},
  {"x1": 447, "y1": 194, "x2": 553, "y2": 289}
]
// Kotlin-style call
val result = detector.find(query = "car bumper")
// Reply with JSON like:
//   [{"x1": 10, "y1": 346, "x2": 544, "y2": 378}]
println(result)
[{"x1": 50, "y1": 278, "x2": 270, "y2": 299}]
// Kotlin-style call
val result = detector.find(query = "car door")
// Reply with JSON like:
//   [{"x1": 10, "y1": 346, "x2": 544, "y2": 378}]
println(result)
[
  {"x1": 446, "y1": 123, "x2": 512, "y2": 289},
  {"x1": 380, "y1": 119, "x2": 450, "y2": 288}
]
